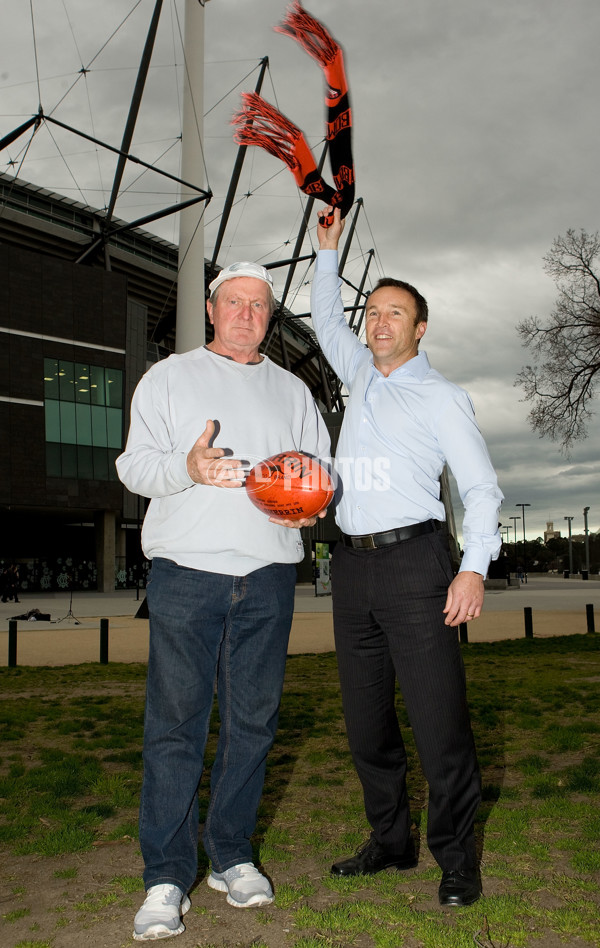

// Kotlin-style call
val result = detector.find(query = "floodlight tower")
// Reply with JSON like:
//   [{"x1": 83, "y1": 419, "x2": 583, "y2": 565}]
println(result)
[
  {"x1": 509, "y1": 515, "x2": 521, "y2": 572},
  {"x1": 564, "y1": 516, "x2": 574, "y2": 575},
  {"x1": 516, "y1": 503, "x2": 530, "y2": 577},
  {"x1": 583, "y1": 507, "x2": 591, "y2": 574}
]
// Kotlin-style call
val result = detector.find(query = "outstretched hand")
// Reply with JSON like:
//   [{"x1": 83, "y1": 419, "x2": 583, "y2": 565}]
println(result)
[
  {"x1": 317, "y1": 205, "x2": 344, "y2": 250},
  {"x1": 186, "y1": 420, "x2": 245, "y2": 488}
]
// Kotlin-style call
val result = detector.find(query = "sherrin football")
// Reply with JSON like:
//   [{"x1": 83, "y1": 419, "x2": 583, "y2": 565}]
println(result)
[{"x1": 245, "y1": 451, "x2": 334, "y2": 521}]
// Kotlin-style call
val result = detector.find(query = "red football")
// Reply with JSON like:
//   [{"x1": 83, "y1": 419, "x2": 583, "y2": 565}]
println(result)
[{"x1": 245, "y1": 451, "x2": 334, "y2": 521}]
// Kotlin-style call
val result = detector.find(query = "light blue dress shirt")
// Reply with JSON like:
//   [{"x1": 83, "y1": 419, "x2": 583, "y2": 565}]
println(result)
[{"x1": 311, "y1": 249, "x2": 504, "y2": 577}]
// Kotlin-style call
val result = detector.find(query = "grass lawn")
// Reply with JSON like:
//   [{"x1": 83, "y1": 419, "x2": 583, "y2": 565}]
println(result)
[{"x1": 1, "y1": 634, "x2": 599, "y2": 947}]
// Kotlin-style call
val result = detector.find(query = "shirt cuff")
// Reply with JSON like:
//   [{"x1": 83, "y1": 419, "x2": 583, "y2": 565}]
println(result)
[
  {"x1": 171, "y1": 451, "x2": 196, "y2": 489},
  {"x1": 459, "y1": 549, "x2": 491, "y2": 578},
  {"x1": 316, "y1": 249, "x2": 339, "y2": 272}
]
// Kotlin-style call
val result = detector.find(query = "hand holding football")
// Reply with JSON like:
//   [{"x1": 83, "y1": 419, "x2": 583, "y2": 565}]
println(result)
[{"x1": 245, "y1": 451, "x2": 334, "y2": 521}]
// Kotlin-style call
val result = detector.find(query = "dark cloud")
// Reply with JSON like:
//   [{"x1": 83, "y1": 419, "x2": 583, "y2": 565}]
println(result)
[{"x1": 3, "y1": 0, "x2": 599, "y2": 538}]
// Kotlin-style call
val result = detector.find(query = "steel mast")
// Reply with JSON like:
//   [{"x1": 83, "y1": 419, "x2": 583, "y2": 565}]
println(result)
[{"x1": 176, "y1": 0, "x2": 210, "y2": 353}]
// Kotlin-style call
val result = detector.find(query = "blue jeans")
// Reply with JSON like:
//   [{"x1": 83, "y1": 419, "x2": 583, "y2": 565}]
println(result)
[{"x1": 140, "y1": 556, "x2": 296, "y2": 893}]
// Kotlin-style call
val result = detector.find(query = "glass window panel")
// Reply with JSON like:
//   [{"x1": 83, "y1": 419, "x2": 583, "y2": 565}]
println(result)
[
  {"x1": 44, "y1": 359, "x2": 59, "y2": 400},
  {"x1": 77, "y1": 445, "x2": 94, "y2": 479},
  {"x1": 58, "y1": 360, "x2": 75, "y2": 402},
  {"x1": 93, "y1": 447, "x2": 109, "y2": 480},
  {"x1": 90, "y1": 365, "x2": 105, "y2": 406},
  {"x1": 105, "y1": 368, "x2": 123, "y2": 408},
  {"x1": 106, "y1": 407, "x2": 123, "y2": 449},
  {"x1": 75, "y1": 362, "x2": 91, "y2": 404},
  {"x1": 45, "y1": 400, "x2": 61, "y2": 442},
  {"x1": 107, "y1": 449, "x2": 120, "y2": 482},
  {"x1": 43, "y1": 360, "x2": 124, "y2": 475},
  {"x1": 75, "y1": 403, "x2": 92, "y2": 446},
  {"x1": 59, "y1": 401, "x2": 77, "y2": 444},
  {"x1": 61, "y1": 444, "x2": 78, "y2": 479},
  {"x1": 46, "y1": 442, "x2": 61, "y2": 476},
  {"x1": 91, "y1": 405, "x2": 108, "y2": 447}
]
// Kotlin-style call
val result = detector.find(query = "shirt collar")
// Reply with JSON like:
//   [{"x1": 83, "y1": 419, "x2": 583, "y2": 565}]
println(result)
[
  {"x1": 370, "y1": 349, "x2": 431, "y2": 382},
  {"x1": 204, "y1": 344, "x2": 263, "y2": 366}
]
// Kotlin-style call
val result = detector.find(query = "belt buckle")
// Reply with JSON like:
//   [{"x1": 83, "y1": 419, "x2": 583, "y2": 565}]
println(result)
[{"x1": 360, "y1": 534, "x2": 376, "y2": 550}]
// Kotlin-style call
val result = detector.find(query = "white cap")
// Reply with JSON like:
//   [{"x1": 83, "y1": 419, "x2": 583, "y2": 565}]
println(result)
[{"x1": 208, "y1": 261, "x2": 274, "y2": 295}]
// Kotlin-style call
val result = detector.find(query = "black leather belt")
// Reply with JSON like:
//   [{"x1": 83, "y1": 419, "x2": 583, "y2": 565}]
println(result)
[{"x1": 341, "y1": 519, "x2": 443, "y2": 550}]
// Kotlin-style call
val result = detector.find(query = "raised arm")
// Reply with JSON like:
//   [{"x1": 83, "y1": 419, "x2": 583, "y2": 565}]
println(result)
[{"x1": 311, "y1": 207, "x2": 367, "y2": 387}]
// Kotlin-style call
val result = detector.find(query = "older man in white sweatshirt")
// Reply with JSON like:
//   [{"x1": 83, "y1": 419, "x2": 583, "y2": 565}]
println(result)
[{"x1": 117, "y1": 262, "x2": 330, "y2": 940}]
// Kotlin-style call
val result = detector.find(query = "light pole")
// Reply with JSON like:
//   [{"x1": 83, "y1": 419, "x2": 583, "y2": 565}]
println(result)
[
  {"x1": 516, "y1": 503, "x2": 531, "y2": 578},
  {"x1": 509, "y1": 515, "x2": 521, "y2": 573},
  {"x1": 564, "y1": 516, "x2": 574, "y2": 575},
  {"x1": 583, "y1": 507, "x2": 590, "y2": 574}
]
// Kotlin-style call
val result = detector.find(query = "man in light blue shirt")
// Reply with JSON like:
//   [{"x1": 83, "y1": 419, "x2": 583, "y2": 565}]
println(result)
[{"x1": 311, "y1": 208, "x2": 503, "y2": 908}]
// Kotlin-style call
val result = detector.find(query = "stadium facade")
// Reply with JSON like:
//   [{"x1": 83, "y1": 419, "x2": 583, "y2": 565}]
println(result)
[{"x1": 0, "y1": 172, "x2": 341, "y2": 592}]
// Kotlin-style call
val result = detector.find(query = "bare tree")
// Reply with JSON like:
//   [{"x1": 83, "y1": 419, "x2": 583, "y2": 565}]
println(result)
[{"x1": 515, "y1": 229, "x2": 600, "y2": 451}]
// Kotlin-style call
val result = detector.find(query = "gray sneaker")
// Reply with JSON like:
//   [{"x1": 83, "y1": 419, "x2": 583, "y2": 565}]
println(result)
[
  {"x1": 133, "y1": 884, "x2": 191, "y2": 940},
  {"x1": 207, "y1": 862, "x2": 274, "y2": 907}
]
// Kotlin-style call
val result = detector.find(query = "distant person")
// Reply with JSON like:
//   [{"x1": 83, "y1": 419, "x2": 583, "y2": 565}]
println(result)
[
  {"x1": 2, "y1": 564, "x2": 20, "y2": 603},
  {"x1": 0, "y1": 567, "x2": 10, "y2": 603},
  {"x1": 117, "y1": 261, "x2": 330, "y2": 941},
  {"x1": 310, "y1": 207, "x2": 503, "y2": 907}
]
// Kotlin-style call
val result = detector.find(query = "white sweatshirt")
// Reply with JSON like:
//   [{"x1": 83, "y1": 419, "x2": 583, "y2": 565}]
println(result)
[{"x1": 116, "y1": 346, "x2": 331, "y2": 576}]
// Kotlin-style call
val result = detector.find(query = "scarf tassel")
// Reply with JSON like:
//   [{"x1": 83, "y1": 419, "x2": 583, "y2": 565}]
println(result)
[
  {"x1": 232, "y1": 92, "x2": 338, "y2": 204},
  {"x1": 231, "y1": 1, "x2": 355, "y2": 222},
  {"x1": 275, "y1": 1, "x2": 339, "y2": 70}
]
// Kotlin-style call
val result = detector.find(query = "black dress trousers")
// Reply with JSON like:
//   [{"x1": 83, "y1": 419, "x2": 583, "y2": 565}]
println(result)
[{"x1": 331, "y1": 527, "x2": 481, "y2": 870}]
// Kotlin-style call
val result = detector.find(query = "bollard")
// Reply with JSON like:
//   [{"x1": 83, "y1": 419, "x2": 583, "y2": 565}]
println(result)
[
  {"x1": 524, "y1": 606, "x2": 533, "y2": 638},
  {"x1": 100, "y1": 618, "x2": 109, "y2": 664},
  {"x1": 459, "y1": 623, "x2": 468, "y2": 643},
  {"x1": 586, "y1": 604, "x2": 595, "y2": 635},
  {"x1": 8, "y1": 619, "x2": 17, "y2": 668}
]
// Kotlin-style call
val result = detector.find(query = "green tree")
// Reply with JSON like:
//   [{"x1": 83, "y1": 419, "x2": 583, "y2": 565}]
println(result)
[
  {"x1": 527, "y1": 537, "x2": 555, "y2": 572},
  {"x1": 545, "y1": 536, "x2": 568, "y2": 572},
  {"x1": 516, "y1": 229, "x2": 600, "y2": 450}
]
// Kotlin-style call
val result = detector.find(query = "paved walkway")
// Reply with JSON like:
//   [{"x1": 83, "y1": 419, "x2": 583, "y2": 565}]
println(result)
[{"x1": 1, "y1": 574, "x2": 598, "y2": 666}]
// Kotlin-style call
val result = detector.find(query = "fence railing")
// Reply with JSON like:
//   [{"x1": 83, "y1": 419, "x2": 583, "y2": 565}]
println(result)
[
  {"x1": 458, "y1": 603, "x2": 596, "y2": 644},
  {"x1": 5, "y1": 605, "x2": 598, "y2": 666}
]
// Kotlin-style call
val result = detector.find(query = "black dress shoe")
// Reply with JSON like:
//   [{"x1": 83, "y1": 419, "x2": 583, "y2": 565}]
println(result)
[
  {"x1": 438, "y1": 868, "x2": 482, "y2": 906},
  {"x1": 331, "y1": 835, "x2": 417, "y2": 876}
]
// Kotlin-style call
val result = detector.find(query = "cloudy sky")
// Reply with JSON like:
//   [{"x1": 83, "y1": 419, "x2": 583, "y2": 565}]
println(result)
[{"x1": 2, "y1": 0, "x2": 599, "y2": 542}]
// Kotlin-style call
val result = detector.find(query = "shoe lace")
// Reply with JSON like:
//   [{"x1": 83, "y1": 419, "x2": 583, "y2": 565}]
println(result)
[
  {"x1": 225, "y1": 862, "x2": 256, "y2": 880},
  {"x1": 357, "y1": 837, "x2": 382, "y2": 857},
  {"x1": 148, "y1": 885, "x2": 182, "y2": 906}
]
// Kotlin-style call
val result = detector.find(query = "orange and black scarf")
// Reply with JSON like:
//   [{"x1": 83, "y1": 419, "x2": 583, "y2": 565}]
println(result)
[{"x1": 232, "y1": 1, "x2": 355, "y2": 226}]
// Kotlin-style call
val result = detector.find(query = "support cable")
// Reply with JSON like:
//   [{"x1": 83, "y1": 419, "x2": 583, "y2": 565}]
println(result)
[
  {"x1": 28, "y1": 0, "x2": 42, "y2": 110},
  {"x1": 48, "y1": 1, "x2": 146, "y2": 117}
]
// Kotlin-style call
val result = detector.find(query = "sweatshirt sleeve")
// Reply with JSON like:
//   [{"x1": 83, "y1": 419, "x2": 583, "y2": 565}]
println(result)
[{"x1": 115, "y1": 371, "x2": 196, "y2": 499}]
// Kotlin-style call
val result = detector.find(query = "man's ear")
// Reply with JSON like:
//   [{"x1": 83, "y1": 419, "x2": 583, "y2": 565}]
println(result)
[
  {"x1": 206, "y1": 299, "x2": 214, "y2": 325},
  {"x1": 416, "y1": 321, "x2": 427, "y2": 341}
]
